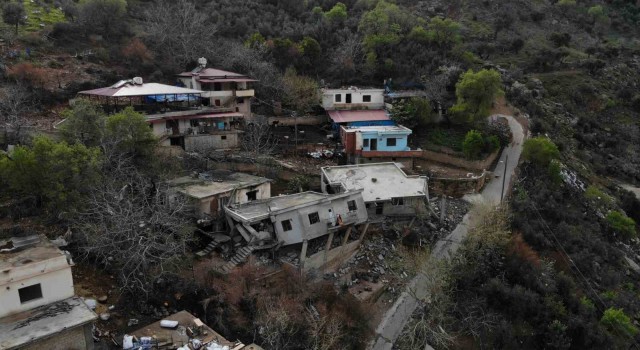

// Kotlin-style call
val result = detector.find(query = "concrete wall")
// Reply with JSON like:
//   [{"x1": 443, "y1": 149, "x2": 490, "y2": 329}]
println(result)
[
  {"x1": 322, "y1": 89, "x2": 385, "y2": 110},
  {"x1": 355, "y1": 155, "x2": 414, "y2": 169},
  {"x1": 304, "y1": 239, "x2": 361, "y2": 274},
  {"x1": 184, "y1": 133, "x2": 240, "y2": 151},
  {"x1": 365, "y1": 197, "x2": 424, "y2": 218},
  {"x1": 360, "y1": 131, "x2": 409, "y2": 152},
  {"x1": 0, "y1": 257, "x2": 74, "y2": 318},
  {"x1": 20, "y1": 323, "x2": 94, "y2": 350},
  {"x1": 273, "y1": 193, "x2": 367, "y2": 245},
  {"x1": 267, "y1": 115, "x2": 328, "y2": 126}
]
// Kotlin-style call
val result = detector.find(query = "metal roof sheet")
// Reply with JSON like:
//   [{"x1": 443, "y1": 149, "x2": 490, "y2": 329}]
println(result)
[
  {"x1": 78, "y1": 83, "x2": 203, "y2": 97},
  {"x1": 328, "y1": 109, "x2": 390, "y2": 123}
]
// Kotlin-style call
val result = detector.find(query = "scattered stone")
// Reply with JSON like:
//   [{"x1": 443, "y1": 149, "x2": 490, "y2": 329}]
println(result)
[
  {"x1": 97, "y1": 295, "x2": 108, "y2": 303},
  {"x1": 99, "y1": 313, "x2": 110, "y2": 321},
  {"x1": 127, "y1": 319, "x2": 139, "y2": 327}
]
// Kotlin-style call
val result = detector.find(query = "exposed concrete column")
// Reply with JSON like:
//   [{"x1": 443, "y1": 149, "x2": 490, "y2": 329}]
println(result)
[
  {"x1": 341, "y1": 226, "x2": 353, "y2": 246},
  {"x1": 323, "y1": 232, "x2": 334, "y2": 274},
  {"x1": 300, "y1": 239, "x2": 309, "y2": 270},
  {"x1": 358, "y1": 223, "x2": 370, "y2": 241}
]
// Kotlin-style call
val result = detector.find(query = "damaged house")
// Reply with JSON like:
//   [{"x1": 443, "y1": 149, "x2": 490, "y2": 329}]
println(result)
[
  {"x1": 220, "y1": 191, "x2": 369, "y2": 273},
  {"x1": 0, "y1": 235, "x2": 97, "y2": 350},
  {"x1": 321, "y1": 162, "x2": 429, "y2": 218},
  {"x1": 168, "y1": 170, "x2": 272, "y2": 231}
]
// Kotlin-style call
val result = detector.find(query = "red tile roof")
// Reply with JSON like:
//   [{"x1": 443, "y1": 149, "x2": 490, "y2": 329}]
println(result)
[{"x1": 327, "y1": 109, "x2": 390, "y2": 123}]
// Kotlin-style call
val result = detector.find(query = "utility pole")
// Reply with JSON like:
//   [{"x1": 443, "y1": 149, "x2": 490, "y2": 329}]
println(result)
[{"x1": 501, "y1": 154, "x2": 509, "y2": 203}]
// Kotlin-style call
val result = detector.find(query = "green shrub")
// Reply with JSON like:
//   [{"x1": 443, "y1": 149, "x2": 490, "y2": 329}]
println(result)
[
  {"x1": 449, "y1": 69, "x2": 503, "y2": 125},
  {"x1": 462, "y1": 130, "x2": 484, "y2": 159},
  {"x1": 600, "y1": 308, "x2": 638, "y2": 336},
  {"x1": 484, "y1": 135, "x2": 500, "y2": 153},
  {"x1": 522, "y1": 137, "x2": 560, "y2": 167},
  {"x1": 585, "y1": 185, "x2": 613, "y2": 206},
  {"x1": 606, "y1": 211, "x2": 637, "y2": 239},
  {"x1": 548, "y1": 159, "x2": 563, "y2": 185}
]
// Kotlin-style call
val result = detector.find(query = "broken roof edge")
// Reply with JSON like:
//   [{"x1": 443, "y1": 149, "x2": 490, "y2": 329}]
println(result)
[
  {"x1": 177, "y1": 178, "x2": 274, "y2": 200},
  {"x1": 321, "y1": 162, "x2": 428, "y2": 180},
  {"x1": 224, "y1": 190, "x2": 365, "y2": 223}
]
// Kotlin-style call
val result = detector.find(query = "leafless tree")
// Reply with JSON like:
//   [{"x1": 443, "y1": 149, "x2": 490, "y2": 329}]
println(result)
[
  {"x1": 421, "y1": 65, "x2": 462, "y2": 120},
  {"x1": 72, "y1": 164, "x2": 194, "y2": 295},
  {"x1": 256, "y1": 297, "x2": 302, "y2": 350},
  {"x1": 305, "y1": 310, "x2": 347, "y2": 350},
  {"x1": 144, "y1": 0, "x2": 216, "y2": 68},
  {"x1": 241, "y1": 117, "x2": 278, "y2": 156},
  {"x1": 0, "y1": 83, "x2": 34, "y2": 144},
  {"x1": 330, "y1": 35, "x2": 364, "y2": 80}
]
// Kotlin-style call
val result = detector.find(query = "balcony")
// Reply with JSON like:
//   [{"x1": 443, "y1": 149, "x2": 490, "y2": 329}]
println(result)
[{"x1": 235, "y1": 89, "x2": 255, "y2": 97}]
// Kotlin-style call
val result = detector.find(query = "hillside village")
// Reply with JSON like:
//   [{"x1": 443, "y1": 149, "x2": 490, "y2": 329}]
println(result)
[{"x1": 1, "y1": 1, "x2": 640, "y2": 350}]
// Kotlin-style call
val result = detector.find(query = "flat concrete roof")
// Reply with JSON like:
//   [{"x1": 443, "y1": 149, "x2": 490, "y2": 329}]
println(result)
[
  {"x1": 168, "y1": 171, "x2": 271, "y2": 200},
  {"x1": 0, "y1": 235, "x2": 65, "y2": 273},
  {"x1": 226, "y1": 192, "x2": 329, "y2": 221},
  {"x1": 341, "y1": 125, "x2": 412, "y2": 134},
  {"x1": 0, "y1": 296, "x2": 97, "y2": 349},
  {"x1": 321, "y1": 163, "x2": 427, "y2": 202},
  {"x1": 130, "y1": 310, "x2": 240, "y2": 348}
]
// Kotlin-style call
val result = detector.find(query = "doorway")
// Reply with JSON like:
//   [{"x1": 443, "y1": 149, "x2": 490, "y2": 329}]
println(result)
[
  {"x1": 346, "y1": 93, "x2": 352, "y2": 103},
  {"x1": 370, "y1": 138, "x2": 378, "y2": 151}
]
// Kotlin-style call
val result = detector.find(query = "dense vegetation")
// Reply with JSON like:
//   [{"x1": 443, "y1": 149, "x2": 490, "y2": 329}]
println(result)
[{"x1": 1, "y1": 0, "x2": 639, "y2": 349}]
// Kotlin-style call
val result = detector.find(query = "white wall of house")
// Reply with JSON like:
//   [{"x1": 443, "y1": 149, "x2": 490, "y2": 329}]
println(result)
[
  {"x1": 0, "y1": 255, "x2": 74, "y2": 318},
  {"x1": 184, "y1": 133, "x2": 240, "y2": 151},
  {"x1": 272, "y1": 193, "x2": 367, "y2": 245},
  {"x1": 322, "y1": 88, "x2": 385, "y2": 110}
]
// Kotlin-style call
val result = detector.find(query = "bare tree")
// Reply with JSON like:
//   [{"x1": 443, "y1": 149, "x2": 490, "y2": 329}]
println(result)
[
  {"x1": 72, "y1": 164, "x2": 194, "y2": 295},
  {"x1": 144, "y1": 0, "x2": 216, "y2": 68},
  {"x1": 0, "y1": 83, "x2": 34, "y2": 144},
  {"x1": 256, "y1": 296, "x2": 303, "y2": 350},
  {"x1": 330, "y1": 35, "x2": 364, "y2": 81},
  {"x1": 305, "y1": 310, "x2": 347, "y2": 350},
  {"x1": 241, "y1": 117, "x2": 278, "y2": 156},
  {"x1": 421, "y1": 65, "x2": 462, "y2": 120}
]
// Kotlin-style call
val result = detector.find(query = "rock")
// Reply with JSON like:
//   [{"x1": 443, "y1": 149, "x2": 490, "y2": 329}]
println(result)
[
  {"x1": 99, "y1": 313, "x2": 110, "y2": 321},
  {"x1": 378, "y1": 254, "x2": 384, "y2": 261},
  {"x1": 97, "y1": 295, "x2": 108, "y2": 303},
  {"x1": 127, "y1": 318, "x2": 139, "y2": 327},
  {"x1": 84, "y1": 298, "x2": 97, "y2": 310}
]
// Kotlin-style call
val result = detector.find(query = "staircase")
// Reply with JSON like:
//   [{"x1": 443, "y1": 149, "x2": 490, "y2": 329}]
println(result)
[
  {"x1": 195, "y1": 233, "x2": 230, "y2": 258},
  {"x1": 219, "y1": 246, "x2": 255, "y2": 273}
]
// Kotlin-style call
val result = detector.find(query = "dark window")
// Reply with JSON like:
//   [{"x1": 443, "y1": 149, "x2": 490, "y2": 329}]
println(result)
[
  {"x1": 346, "y1": 93, "x2": 352, "y2": 103},
  {"x1": 387, "y1": 138, "x2": 397, "y2": 147},
  {"x1": 214, "y1": 83, "x2": 222, "y2": 91},
  {"x1": 281, "y1": 219, "x2": 293, "y2": 231},
  {"x1": 375, "y1": 202, "x2": 384, "y2": 215},
  {"x1": 363, "y1": 139, "x2": 370, "y2": 148},
  {"x1": 347, "y1": 200, "x2": 357, "y2": 212},
  {"x1": 246, "y1": 190, "x2": 258, "y2": 201},
  {"x1": 237, "y1": 98, "x2": 244, "y2": 104},
  {"x1": 19, "y1": 284, "x2": 43, "y2": 304},
  {"x1": 363, "y1": 95, "x2": 371, "y2": 102},
  {"x1": 221, "y1": 135, "x2": 227, "y2": 140},
  {"x1": 214, "y1": 99, "x2": 221, "y2": 106},
  {"x1": 335, "y1": 94, "x2": 342, "y2": 102},
  {"x1": 308, "y1": 212, "x2": 320, "y2": 225},
  {"x1": 392, "y1": 198, "x2": 404, "y2": 206}
]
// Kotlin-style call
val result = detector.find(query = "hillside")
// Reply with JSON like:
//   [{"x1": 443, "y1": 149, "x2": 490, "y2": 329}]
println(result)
[{"x1": 1, "y1": 0, "x2": 639, "y2": 349}]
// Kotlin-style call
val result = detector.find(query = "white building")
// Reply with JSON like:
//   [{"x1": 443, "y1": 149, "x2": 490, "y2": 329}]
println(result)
[
  {"x1": 321, "y1": 87, "x2": 385, "y2": 110},
  {"x1": 321, "y1": 162, "x2": 429, "y2": 218},
  {"x1": 0, "y1": 235, "x2": 97, "y2": 350}
]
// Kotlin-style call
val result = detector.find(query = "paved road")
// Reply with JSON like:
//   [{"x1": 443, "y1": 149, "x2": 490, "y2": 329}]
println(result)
[{"x1": 369, "y1": 115, "x2": 525, "y2": 350}]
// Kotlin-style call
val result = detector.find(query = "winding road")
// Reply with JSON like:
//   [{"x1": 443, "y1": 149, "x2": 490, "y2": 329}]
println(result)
[{"x1": 369, "y1": 114, "x2": 525, "y2": 350}]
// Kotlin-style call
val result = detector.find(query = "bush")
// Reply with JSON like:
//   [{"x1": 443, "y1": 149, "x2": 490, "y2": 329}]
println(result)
[
  {"x1": 484, "y1": 135, "x2": 500, "y2": 153},
  {"x1": 6, "y1": 63, "x2": 47, "y2": 87},
  {"x1": 522, "y1": 137, "x2": 560, "y2": 167},
  {"x1": 462, "y1": 130, "x2": 484, "y2": 159},
  {"x1": 606, "y1": 211, "x2": 637, "y2": 239},
  {"x1": 449, "y1": 69, "x2": 503, "y2": 125},
  {"x1": 600, "y1": 308, "x2": 638, "y2": 336}
]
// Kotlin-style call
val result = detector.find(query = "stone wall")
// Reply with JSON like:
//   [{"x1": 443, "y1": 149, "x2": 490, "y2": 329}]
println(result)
[
  {"x1": 429, "y1": 172, "x2": 489, "y2": 197},
  {"x1": 416, "y1": 148, "x2": 500, "y2": 172},
  {"x1": 20, "y1": 323, "x2": 93, "y2": 350}
]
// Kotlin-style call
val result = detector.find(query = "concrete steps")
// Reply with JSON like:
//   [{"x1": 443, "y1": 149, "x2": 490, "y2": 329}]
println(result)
[
  {"x1": 220, "y1": 246, "x2": 255, "y2": 273},
  {"x1": 195, "y1": 234, "x2": 230, "y2": 258}
]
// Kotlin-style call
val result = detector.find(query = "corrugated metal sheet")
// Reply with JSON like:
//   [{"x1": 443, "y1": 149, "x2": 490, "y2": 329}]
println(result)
[{"x1": 328, "y1": 109, "x2": 390, "y2": 123}]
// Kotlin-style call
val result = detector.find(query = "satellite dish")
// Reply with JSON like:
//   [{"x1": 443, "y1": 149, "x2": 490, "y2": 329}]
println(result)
[{"x1": 133, "y1": 77, "x2": 143, "y2": 85}]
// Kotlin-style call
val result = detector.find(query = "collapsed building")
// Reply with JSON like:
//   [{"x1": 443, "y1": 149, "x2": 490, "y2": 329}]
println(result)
[
  {"x1": 320, "y1": 162, "x2": 429, "y2": 219},
  {"x1": 168, "y1": 170, "x2": 272, "y2": 231},
  {"x1": 219, "y1": 191, "x2": 369, "y2": 273}
]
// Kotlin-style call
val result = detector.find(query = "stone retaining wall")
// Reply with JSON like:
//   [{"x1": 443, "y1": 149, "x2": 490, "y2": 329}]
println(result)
[{"x1": 429, "y1": 172, "x2": 489, "y2": 197}]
